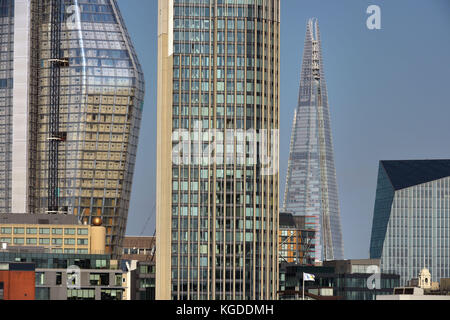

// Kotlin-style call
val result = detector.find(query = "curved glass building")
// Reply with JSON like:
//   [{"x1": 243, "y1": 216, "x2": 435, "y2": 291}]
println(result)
[
  {"x1": 0, "y1": 0, "x2": 144, "y2": 257},
  {"x1": 370, "y1": 160, "x2": 450, "y2": 285},
  {"x1": 283, "y1": 18, "x2": 344, "y2": 261},
  {"x1": 157, "y1": 0, "x2": 280, "y2": 300}
]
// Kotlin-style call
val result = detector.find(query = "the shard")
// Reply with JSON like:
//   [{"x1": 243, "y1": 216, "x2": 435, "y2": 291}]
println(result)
[{"x1": 283, "y1": 18, "x2": 344, "y2": 261}]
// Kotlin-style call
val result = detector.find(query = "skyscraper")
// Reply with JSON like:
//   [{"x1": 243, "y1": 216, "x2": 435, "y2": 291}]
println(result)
[
  {"x1": 157, "y1": 0, "x2": 280, "y2": 300},
  {"x1": 0, "y1": 0, "x2": 144, "y2": 257},
  {"x1": 283, "y1": 18, "x2": 344, "y2": 261},
  {"x1": 370, "y1": 160, "x2": 450, "y2": 285}
]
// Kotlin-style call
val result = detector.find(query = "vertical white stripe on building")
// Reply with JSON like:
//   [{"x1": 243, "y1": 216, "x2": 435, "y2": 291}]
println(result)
[{"x1": 11, "y1": 0, "x2": 31, "y2": 213}]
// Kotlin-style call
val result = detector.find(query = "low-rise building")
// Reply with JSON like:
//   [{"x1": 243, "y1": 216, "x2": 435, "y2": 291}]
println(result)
[
  {"x1": 0, "y1": 251, "x2": 124, "y2": 300},
  {"x1": 0, "y1": 214, "x2": 105, "y2": 254},
  {"x1": 0, "y1": 262, "x2": 35, "y2": 300},
  {"x1": 121, "y1": 236, "x2": 156, "y2": 300},
  {"x1": 279, "y1": 259, "x2": 400, "y2": 300}
]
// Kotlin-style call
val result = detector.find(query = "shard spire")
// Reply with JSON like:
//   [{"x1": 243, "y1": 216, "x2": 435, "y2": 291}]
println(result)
[{"x1": 283, "y1": 18, "x2": 344, "y2": 261}]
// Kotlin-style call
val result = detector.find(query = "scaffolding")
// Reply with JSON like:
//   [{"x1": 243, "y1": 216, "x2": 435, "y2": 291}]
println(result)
[{"x1": 47, "y1": 0, "x2": 68, "y2": 214}]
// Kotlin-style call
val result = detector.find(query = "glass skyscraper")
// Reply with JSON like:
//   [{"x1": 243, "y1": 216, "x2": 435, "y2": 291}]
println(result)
[
  {"x1": 157, "y1": 0, "x2": 280, "y2": 300},
  {"x1": 370, "y1": 160, "x2": 450, "y2": 285},
  {"x1": 0, "y1": 0, "x2": 144, "y2": 257},
  {"x1": 283, "y1": 18, "x2": 344, "y2": 261}
]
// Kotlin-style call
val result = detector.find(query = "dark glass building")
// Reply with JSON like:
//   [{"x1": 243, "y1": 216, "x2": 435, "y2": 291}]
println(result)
[{"x1": 370, "y1": 160, "x2": 450, "y2": 285}]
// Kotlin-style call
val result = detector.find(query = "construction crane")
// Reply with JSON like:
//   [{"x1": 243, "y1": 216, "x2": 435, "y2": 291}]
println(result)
[{"x1": 47, "y1": 0, "x2": 68, "y2": 214}]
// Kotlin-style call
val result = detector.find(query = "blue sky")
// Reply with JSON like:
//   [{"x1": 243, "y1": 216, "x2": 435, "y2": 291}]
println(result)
[{"x1": 118, "y1": 0, "x2": 450, "y2": 259}]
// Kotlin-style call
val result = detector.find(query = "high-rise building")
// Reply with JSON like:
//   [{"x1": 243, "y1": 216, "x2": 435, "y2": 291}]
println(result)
[
  {"x1": 0, "y1": 0, "x2": 144, "y2": 257},
  {"x1": 283, "y1": 18, "x2": 344, "y2": 261},
  {"x1": 157, "y1": 0, "x2": 280, "y2": 300},
  {"x1": 370, "y1": 160, "x2": 450, "y2": 285},
  {"x1": 279, "y1": 212, "x2": 315, "y2": 265}
]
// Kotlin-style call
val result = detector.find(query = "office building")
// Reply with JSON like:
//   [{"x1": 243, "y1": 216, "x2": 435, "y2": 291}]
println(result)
[
  {"x1": 0, "y1": 0, "x2": 144, "y2": 257},
  {"x1": 370, "y1": 160, "x2": 450, "y2": 285},
  {"x1": 279, "y1": 259, "x2": 399, "y2": 300},
  {"x1": 323, "y1": 259, "x2": 399, "y2": 300},
  {"x1": 279, "y1": 212, "x2": 315, "y2": 265},
  {"x1": 0, "y1": 214, "x2": 106, "y2": 254},
  {"x1": 283, "y1": 18, "x2": 344, "y2": 261},
  {"x1": 157, "y1": 0, "x2": 280, "y2": 300}
]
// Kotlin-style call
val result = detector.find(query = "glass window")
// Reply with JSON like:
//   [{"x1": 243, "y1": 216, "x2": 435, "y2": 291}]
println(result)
[
  {"x1": 39, "y1": 228, "x2": 50, "y2": 235},
  {"x1": 27, "y1": 228, "x2": 37, "y2": 235},
  {"x1": 14, "y1": 228, "x2": 24, "y2": 235},
  {"x1": 52, "y1": 228, "x2": 63, "y2": 235},
  {"x1": 77, "y1": 228, "x2": 89, "y2": 236},
  {"x1": 1, "y1": 228, "x2": 11, "y2": 235},
  {"x1": 65, "y1": 228, "x2": 76, "y2": 235}
]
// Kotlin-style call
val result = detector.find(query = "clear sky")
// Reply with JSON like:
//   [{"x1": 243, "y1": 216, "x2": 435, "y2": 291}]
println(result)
[{"x1": 118, "y1": 0, "x2": 450, "y2": 259}]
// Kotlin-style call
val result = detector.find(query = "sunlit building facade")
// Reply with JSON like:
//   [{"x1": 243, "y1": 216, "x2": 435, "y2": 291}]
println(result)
[
  {"x1": 157, "y1": 0, "x2": 280, "y2": 300},
  {"x1": 0, "y1": 0, "x2": 144, "y2": 257},
  {"x1": 370, "y1": 160, "x2": 450, "y2": 285},
  {"x1": 283, "y1": 18, "x2": 344, "y2": 261}
]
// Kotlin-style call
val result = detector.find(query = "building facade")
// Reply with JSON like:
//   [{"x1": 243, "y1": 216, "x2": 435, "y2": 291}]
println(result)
[
  {"x1": 283, "y1": 18, "x2": 344, "y2": 262},
  {"x1": 0, "y1": 214, "x2": 106, "y2": 254},
  {"x1": 0, "y1": 262, "x2": 35, "y2": 300},
  {"x1": 0, "y1": 251, "x2": 123, "y2": 300},
  {"x1": 121, "y1": 236, "x2": 156, "y2": 261},
  {"x1": 0, "y1": 0, "x2": 144, "y2": 257},
  {"x1": 370, "y1": 160, "x2": 450, "y2": 285},
  {"x1": 157, "y1": 0, "x2": 280, "y2": 300},
  {"x1": 279, "y1": 212, "x2": 315, "y2": 265},
  {"x1": 279, "y1": 260, "x2": 399, "y2": 300}
]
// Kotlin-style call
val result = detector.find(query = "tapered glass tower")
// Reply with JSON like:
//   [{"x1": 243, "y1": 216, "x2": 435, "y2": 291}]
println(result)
[
  {"x1": 0, "y1": 0, "x2": 144, "y2": 257},
  {"x1": 157, "y1": 0, "x2": 280, "y2": 300},
  {"x1": 283, "y1": 18, "x2": 344, "y2": 261}
]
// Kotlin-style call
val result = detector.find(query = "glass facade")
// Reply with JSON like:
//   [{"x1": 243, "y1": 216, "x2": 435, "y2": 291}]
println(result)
[
  {"x1": 0, "y1": 0, "x2": 14, "y2": 213},
  {"x1": 0, "y1": 0, "x2": 144, "y2": 257},
  {"x1": 158, "y1": 0, "x2": 280, "y2": 300},
  {"x1": 283, "y1": 18, "x2": 344, "y2": 261},
  {"x1": 370, "y1": 160, "x2": 450, "y2": 285}
]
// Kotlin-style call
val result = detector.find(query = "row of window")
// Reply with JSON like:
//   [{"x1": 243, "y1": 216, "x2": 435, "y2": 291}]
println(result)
[
  {"x1": 0, "y1": 227, "x2": 89, "y2": 235},
  {"x1": 0, "y1": 237, "x2": 89, "y2": 246}
]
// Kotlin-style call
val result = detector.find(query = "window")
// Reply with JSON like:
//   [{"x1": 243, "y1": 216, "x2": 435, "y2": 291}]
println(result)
[
  {"x1": 14, "y1": 228, "x2": 24, "y2": 235},
  {"x1": 13, "y1": 238, "x2": 24, "y2": 245},
  {"x1": 77, "y1": 228, "x2": 89, "y2": 236},
  {"x1": 26, "y1": 238, "x2": 37, "y2": 245},
  {"x1": 52, "y1": 238, "x2": 63, "y2": 245},
  {"x1": 77, "y1": 239, "x2": 88, "y2": 246},
  {"x1": 64, "y1": 238, "x2": 76, "y2": 245},
  {"x1": 56, "y1": 272, "x2": 62, "y2": 285},
  {"x1": 1, "y1": 228, "x2": 11, "y2": 235},
  {"x1": 35, "y1": 273, "x2": 45, "y2": 286},
  {"x1": 27, "y1": 228, "x2": 37, "y2": 235},
  {"x1": 90, "y1": 273, "x2": 109, "y2": 286},
  {"x1": 65, "y1": 228, "x2": 76, "y2": 235},
  {"x1": 52, "y1": 228, "x2": 63, "y2": 235},
  {"x1": 39, "y1": 238, "x2": 50, "y2": 245},
  {"x1": 39, "y1": 228, "x2": 50, "y2": 235}
]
